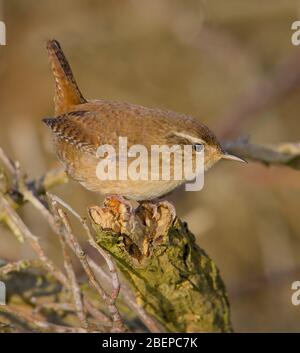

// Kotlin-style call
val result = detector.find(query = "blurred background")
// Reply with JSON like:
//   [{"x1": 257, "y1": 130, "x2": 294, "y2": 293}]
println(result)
[{"x1": 0, "y1": 0, "x2": 300, "y2": 332}]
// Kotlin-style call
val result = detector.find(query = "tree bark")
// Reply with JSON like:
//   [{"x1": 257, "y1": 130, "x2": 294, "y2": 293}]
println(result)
[{"x1": 88, "y1": 198, "x2": 232, "y2": 333}]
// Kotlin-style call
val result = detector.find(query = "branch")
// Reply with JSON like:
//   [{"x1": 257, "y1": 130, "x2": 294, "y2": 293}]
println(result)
[
  {"x1": 0, "y1": 259, "x2": 43, "y2": 276},
  {"x1": 55, "y1": 213, "x2": 89, "y2": 331},
  {"x1": 0, "y1": 195, "x2": 67, "y2": 285},
  {"x1": 0, "y1": 306, "x2": 85, "y2": 333},
  {"x1": 88, "y1": 198, "x2": 232, "y2": 333},
  {"x1": 49, "y1": 194, "x2": 121, "y2": 302},
  {"x1": 48, "y1": 196, "x2": 126, "y2": 333},
  {"x1": 222, "y1": 139, "x2": 300, "y2": 170}
]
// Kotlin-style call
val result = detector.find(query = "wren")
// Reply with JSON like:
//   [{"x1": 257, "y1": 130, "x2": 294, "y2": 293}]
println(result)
[{"x1": 43, "y1": 40, "x2": 245, "y2": 201}]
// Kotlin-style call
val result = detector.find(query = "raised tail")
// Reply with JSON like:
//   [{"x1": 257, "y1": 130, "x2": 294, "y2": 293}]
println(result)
[{"x1": 46, "y1": 39, "x2": 86, "y2": 115}]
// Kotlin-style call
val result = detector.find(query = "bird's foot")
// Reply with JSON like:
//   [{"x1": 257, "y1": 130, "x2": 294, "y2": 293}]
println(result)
[
  {"x1": 90, "y1": 195, "x2": 176, "y2": 259},
  {"x1": 104, "y1": 194, "x2": 133, "y2": 214},
  {"x1": 94, "y1": 194, "x2": 136, "y2": 235}
]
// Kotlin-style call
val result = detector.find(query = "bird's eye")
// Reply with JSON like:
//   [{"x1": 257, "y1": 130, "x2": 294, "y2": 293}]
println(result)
[{"x1": 193, "y1": 144, "x2": 203, "y2": 152}]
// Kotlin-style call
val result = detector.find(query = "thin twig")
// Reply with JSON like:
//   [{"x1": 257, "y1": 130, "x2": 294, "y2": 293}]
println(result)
[
  {"x1": 14, "y1": 178, "x2": 120, "y2": 329},
  {"x1": 0, "y1": 306, "x2": 86, "y2": 333},
  {"x1": 0, "y1": 146, "x2": 16, "y2": 175},
  {"x1": 33, "y1": 302, "x2": 75, "y2": 314},
  {"x1": 83, "y1": 298, "x2": 112, "y2": 327},
  {"x1": 0, "y1": 259, "x2": 43, "y2": 276},
  {"x1": 59, "y1": 208, "x2": 125, "y2": 332},
  {"x1": 222, "y1": 138, "x2": 300, "y2": 170},
  {"x1": 0, "y1": 195, "x2": 67, "y2": 285},
  {"x1": 88, "y1": 260, "x2": 165, "y2": 333},
  {"x1": 46, "y1": 194, "x2": 113, "y2": 329},
  {"x1": 49, "y1": 194, "x2": 120, "y2": 301},
  {"x1": 48, "y1": 195, "x2": 126, "y2": 332},
  {"x1": 30, "y1": 167, "x2": 68, "y2": 195},
  {"x1": 16, "y1": 165, "x2": 58, "y2": 231},
  {"x1": 87, "y1": 236, "x2": 120, "y2": 301},
  {"x1": 54, "y1": 208, "x2": 89, "y2": 330}
]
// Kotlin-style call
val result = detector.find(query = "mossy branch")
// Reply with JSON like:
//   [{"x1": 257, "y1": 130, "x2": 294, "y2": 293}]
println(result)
[{"x1": 88, "y1": 198, "x2": 232, "y2": 333}]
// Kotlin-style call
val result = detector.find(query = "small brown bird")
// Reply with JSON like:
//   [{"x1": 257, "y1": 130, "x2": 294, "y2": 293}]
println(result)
[{"x1": 43, "y1": 39, "x2": 245, "y2": 201}]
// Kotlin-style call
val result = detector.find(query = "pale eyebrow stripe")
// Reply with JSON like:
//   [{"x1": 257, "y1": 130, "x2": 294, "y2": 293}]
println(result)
[{"x1": 171, "y1": 131, "x2": 205, "y2": 145}]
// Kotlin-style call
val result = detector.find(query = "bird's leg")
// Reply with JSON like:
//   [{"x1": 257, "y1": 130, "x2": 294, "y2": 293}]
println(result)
[
  {"x1": 90, "y1": 196, "x2": 176, "y2": 262},
  {"x1": 101, "y1": 194, "x2": 137, "y2": 235},
  {"x1": 104, "y1": 194, "x2": 133, "y2": 214},
  {"x1": 102, "y1": 194, "x2": 146, "y2": 251}
]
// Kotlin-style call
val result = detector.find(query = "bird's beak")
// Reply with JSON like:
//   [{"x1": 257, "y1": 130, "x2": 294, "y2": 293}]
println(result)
[{"x1": 222, "y1": 152, "x2": 247, "y2": 163}]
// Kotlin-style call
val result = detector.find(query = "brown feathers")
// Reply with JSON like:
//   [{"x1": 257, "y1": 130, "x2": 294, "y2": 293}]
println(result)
[
  {"x1": 43, "y1": 111, "x2": 97, "y2": 154},
  {"x1": 46, "y1": 39, "x2": 86, "y2": 115},
  {"x1": 43, "y1": 39, "x2": 227, "y2": 200}
]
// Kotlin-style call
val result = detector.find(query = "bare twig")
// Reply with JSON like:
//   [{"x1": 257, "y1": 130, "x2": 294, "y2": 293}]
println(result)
[
  {"x1": 59, "y1": 209, "x2": 125, "y2": 332},
  {"x1": 222, "y1": 138, "x2": 300, "y2": 170},
  {"x1": 0, "y1": 145, "x2": 67, "y2": 209},
  {"x1": 29, "y1": 167, "x2": 68, "y2": 195},
  {"x1": 84, "y1": 230, "x2": 120, "y2": 301},
  {"x1": 16, "y1": 165, "x2": 58, "y2": 231},
  {"x1": 49, "y1": 194, "x2": 120, "y2": 302},
  {"x1": 33, "y1": 301, "x2": 112, "y2": 330},
  {"x1": 0, "y1": 146, "x2": 16, "y2": 175},
  {"x1": 0, "y1": 166, "x2": 8, "y2": 194},
  {"x1": 0, "y1": 195, "x2": 67, "y2": 285},
  {"x1": 48, "y1": 195, "x2": 126, "y2": 332},
  {"x1": 11, "y1": 168, "x2": 123, "y2": 330},
  {"x1": 0, "y1": 200, "x2": 25, "y2": 242},
  {"x1": 54, "y1": 211, "x2": 89, "y2": 331},
  {"x1": 83, "y1": 298, "x2": 112, "y2": 327},
  {"x1": 0, "y1": 306, "x2": 86, "y2": 333},
  {"x1": 88, "y1": 259, "x2": 165, "y2": 332},
  {"x1": 0, "y1": 259, "x2": 43, "y2": 276},
  {"x1": 33, "y1": 302, "x2": 75, "y2": 314},
  {"x1": 0, "y1": 144, "x2": 68, "y2": 194}
]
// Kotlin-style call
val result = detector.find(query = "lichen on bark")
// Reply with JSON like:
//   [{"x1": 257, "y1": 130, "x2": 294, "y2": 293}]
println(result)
[{"x1": 88, "y1": 197, "x2": 232, "y2": 333}]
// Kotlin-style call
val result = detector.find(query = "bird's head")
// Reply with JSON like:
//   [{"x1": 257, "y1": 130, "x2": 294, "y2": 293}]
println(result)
[{"x1": 168, "y1": 119, "x2": 246, "y2": 170}]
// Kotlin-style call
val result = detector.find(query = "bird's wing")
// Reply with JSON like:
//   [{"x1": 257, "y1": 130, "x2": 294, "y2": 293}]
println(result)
[{"x1": 42, "y1": 111, "x2": 101, "y2": 154}]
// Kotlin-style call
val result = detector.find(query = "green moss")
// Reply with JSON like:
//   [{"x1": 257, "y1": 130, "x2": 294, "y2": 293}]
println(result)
[{"x1": 91, "y1": 218, "x2": 232, "y2": 333}]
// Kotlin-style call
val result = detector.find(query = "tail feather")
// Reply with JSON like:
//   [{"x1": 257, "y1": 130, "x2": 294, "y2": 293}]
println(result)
[{"x1": 46, "y1": 39, "x2": 86, "y2": 115}]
